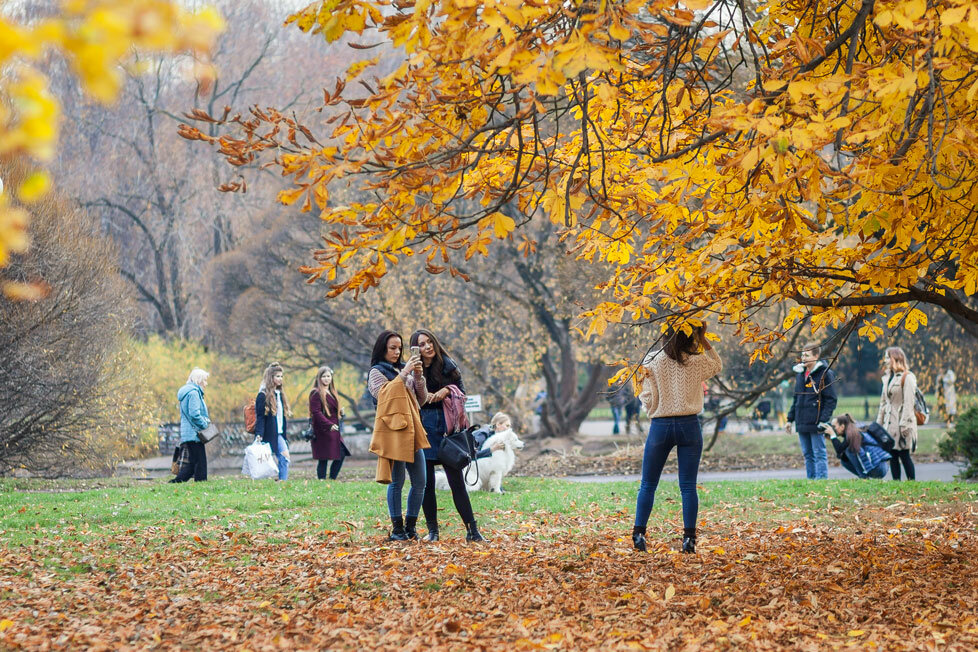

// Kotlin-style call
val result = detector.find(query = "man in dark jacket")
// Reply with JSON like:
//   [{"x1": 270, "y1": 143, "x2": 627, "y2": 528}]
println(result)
[{"x1": 786, "y1": 343, "x2": 838, "y2": 479}]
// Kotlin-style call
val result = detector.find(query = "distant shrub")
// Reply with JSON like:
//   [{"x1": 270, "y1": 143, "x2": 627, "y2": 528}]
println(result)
[
  {"x1": 0, "y1": 162, "x2": 151, "y2": 476},
  {"x1": 939, "y1": 405, "x2": 978, "y2": 480}
]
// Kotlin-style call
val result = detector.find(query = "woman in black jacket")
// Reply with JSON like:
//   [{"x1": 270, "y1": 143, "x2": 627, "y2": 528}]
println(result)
[
  {"x1": 411, "y1": 328, "x2": 486, "y2": 543},
  {"x1": 255, "y1": 362, "x2": 291, "y2": 481}
]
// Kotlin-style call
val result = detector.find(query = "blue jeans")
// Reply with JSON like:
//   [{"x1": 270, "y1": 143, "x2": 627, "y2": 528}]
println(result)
[
  {"x1": 276, "y1": 435, "x2": 290, "y2": 481},
  {"x1": 611, "y1": 405, "x2": 622, "y2": 434},
  {"x1": 797, "y1": 431, "x2": 828, "y2": 479},
  {"x1": 634, "y1": 415, "x2": 702, "y2": 531},
  {"x1": 386, "y1": 449, "x2": 426, "y2": 519}
]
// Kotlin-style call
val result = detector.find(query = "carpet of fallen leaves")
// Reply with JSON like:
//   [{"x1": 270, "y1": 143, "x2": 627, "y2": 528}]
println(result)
[{"x1": 2, "y1": 503, "x2": 977, "y2": 651}]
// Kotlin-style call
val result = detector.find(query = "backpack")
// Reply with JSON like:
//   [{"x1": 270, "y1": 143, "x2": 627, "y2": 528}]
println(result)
[
  {"x1": 900, "y1": 374, "x2": 929, "y2": 426},
  {"x1": 864, "y1": 421, "x2": 896, "y2": 452},
  {"x1": 244, "y1": 401, "x2": 257, "y2": 434}
]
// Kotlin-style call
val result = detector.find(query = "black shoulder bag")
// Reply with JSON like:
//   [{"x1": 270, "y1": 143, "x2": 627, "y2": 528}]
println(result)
[{"x1": 438, "y1": 425, "x2": 482, "y2": 484}]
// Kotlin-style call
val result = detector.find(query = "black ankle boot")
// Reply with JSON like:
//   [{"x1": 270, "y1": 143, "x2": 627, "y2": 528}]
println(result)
[
  {"x1": 465, "y1": 521, "x2": 487, "y2": 542},
  {"x1": 388, "y1": 516, "x2": 408, "y2": 541},
  {"x1": 682, "y1": 528, "x2": 696, "y2": 554},
  {"x1": 423, "y1": 521, "x2": 439, "y2": 542},
  {"x1": 632, "y1": 525, "x2": 647, "y2": 552},
  {"x1": 405, "y1": 516, "x2": 419, "y2": 540}
]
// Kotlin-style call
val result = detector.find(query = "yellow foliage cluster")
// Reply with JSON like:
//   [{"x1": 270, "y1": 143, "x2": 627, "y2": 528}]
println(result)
[
  {"x1": 0, "y1": 0, "x2": 222, "y2": 295},
  {"x1": 129, "y1": 335, "x2": 264, "y2": 424},
  {"x1": 127, "y1": 336, "x2": 364, "y2": 425},
  {"x1": 197, "y1": 0, "x2": 978, "y2": 361}
]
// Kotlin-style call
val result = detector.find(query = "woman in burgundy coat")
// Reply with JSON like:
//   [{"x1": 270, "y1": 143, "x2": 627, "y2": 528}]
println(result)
[{"x1": 309, "y1": 366, "x2": 349, "y2": 479}]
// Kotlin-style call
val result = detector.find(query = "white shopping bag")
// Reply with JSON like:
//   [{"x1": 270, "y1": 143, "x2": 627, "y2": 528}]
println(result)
[{"x1": 242, "y1": 437, "x2": 278, "y2": 480}]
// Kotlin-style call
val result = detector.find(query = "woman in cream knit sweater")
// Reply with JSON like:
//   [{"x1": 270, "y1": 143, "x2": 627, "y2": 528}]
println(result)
[{"x1": 632, "y1": 324, "x2": 722, "y2": 554}]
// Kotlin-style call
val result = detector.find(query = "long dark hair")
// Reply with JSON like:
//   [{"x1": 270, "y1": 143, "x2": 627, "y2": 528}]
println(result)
[
  {"x1": 662, "y1": 324, "x2": 705, "y2": 365},
  {"x1": 410, "y1": 328, "x2": 460, "y2": 391},
  {"x1": 370, "y1": 330, "x2": 403, "y2": 367},
  {"x1": 835, "y1": 413, "x2": 862, "y2": 454}
]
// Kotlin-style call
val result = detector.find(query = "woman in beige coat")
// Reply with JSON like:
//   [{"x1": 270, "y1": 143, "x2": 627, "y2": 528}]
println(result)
[{"x1": 876, "y1": 346, "x2": 917, "y2": 481}]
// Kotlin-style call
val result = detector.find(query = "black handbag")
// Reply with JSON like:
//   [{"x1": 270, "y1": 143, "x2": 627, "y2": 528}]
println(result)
[{"x1": 438, "y1": 426, "x2": 477, "y2": 469}]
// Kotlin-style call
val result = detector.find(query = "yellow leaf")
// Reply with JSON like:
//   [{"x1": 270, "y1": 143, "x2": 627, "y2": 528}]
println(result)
[
  {"x1": 16, "y1": 172, "x2": 50, "y2": 203},
  {"x1": 277, "y1": 186, "x2": 305, "y2": 206},
  {"x1": 608, "y1": 21, "x2": 630, "y2": 41},
  {"x1": 941, "y1": 5, "x2": 968, "y2": 27},
  {"x1": 738, "y1": 615, "x2": 751, "y2": 627},
  {"x1": 491, "y1": 211, "x2": 516, "y2": 238},
  {"x1": 903, "y1": 0, "x2": 926, "y2": 20},
  {"x1": 684, "y1": 0, "x2": 712, "y2": 10},
  {"x1": 664, "y1": 584, "x2": 676, "y2": 601},
  {"x1": 904, "y1": 308, "x2": 927, "y2": 333},
  {"x1": 2, "y1": 280, "x2": 49, "y2": 301},
  {"x1": 848, "y1": 630, "x2": 865, "y2": 637},
  {"x1": 0, "y1": 619, "x2": 13, "y2": 632},
  {"x1": 761, "y1": 79, "x2": 787, "y2": 92}
]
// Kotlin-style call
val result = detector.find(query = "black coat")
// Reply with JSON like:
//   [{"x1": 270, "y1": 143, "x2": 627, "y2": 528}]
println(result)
[
  {"x1": 787, "y1": 361, "x2": 838, "y2": 433},
  {"x1": 255, "y1": 390, "x2": 288, "y2": 456}
]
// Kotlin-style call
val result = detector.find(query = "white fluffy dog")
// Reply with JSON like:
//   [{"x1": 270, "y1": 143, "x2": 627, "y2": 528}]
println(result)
[{"x1": 433, "y1": 428, "x2": 524, "y2": 493}]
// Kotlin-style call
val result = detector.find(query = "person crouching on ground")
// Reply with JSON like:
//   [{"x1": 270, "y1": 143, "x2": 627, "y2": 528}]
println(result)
[
  {"x1": 822, "y1": 414, "x2": 892, "y2": 479},
  {"x1": 786, "y1": 342, "x2": 838, "y2": 480},
  {"x1": 171, "y1": 367, "x2": 211, "y2": 483},
  {"x1": 367, "y1": 330, "x2": 429, "y2": 540},
  {"x1": 632, "y1": 322, "x2": 722, "y2": 554}
]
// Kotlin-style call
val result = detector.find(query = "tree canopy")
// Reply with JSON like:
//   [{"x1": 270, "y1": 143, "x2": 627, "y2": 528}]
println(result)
[
  {"x1": 0, "y1": 0, "x2": 223, "y2": 298},
  {"x1": 188, "y1": 0, "x2": 978, "y2": 359}
]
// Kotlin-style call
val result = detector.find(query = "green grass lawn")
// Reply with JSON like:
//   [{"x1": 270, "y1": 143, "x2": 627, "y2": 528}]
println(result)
[{"x1": 2, "y1": 476, "x2": 974, "y2": 549}]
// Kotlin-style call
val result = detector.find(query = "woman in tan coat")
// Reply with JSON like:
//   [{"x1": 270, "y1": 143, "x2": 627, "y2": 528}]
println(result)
[{"x1": 876, "y1": 346, "x2": 917, "y2": 481}]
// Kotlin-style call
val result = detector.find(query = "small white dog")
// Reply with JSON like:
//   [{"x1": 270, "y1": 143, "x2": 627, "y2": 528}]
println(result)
[{"x1": 433, "y1": 428, "x2": 524, "y2": 493}]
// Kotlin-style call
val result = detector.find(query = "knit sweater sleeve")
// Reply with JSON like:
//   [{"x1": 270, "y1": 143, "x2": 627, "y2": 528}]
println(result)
[
  {"x1": 403, "y1": 371, "x2": 428, "y2": 405},
  {"x1": 696, "y1": 347, "x2": 723, "y2": 380},
  {"x1": 638, "y1": 371, "x2": 659, "y2": 417},
  {"x1": 638, "y1": 351, "x2": 660, "y2": 416},
  {"x1": 367, "y1": 368, "x2": 388, "y2": 400}
]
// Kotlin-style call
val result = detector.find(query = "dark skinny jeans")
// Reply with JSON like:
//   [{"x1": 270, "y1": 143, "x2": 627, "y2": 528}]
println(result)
[
  {"x1": 634, "y1": 415, "x2": 702, "y2": 531},
  {"x1": 422, "y1": 460, "x2": 474, "y2": 526},
  {"x1": 889, "y1": 449, "x2": 916, "y2": 480},
  {"x1": 316, "y1": 458, "x2": 344, "y2": 480}
]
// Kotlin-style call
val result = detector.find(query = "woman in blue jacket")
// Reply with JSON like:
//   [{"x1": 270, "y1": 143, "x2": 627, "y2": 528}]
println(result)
[
  {"x1": 822, "y1": 414, "x2": 892, "y2": 479},
  {"x1": 255, "y1": 362, "x2": 292, "y2": 481},
  {"x1": 171, "y1": 367, "x2": 211, "y2": 483}
]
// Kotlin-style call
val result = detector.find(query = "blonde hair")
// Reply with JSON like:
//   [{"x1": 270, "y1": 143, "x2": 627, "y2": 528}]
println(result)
[
  {"x1": 885, "y1": 347, "x2": 909, "y2": 374},
  {"x1": 491, "y1": 412, "x2": 511, "y2": 430},
  {"x1": 314, "y1": 365, "x2": 339, "y2": 418},
  {"x1": 187, "y1": 367, "x2": 209, "y2": 386},
  {"x1": 260, "y1": 362, "x2": 291, "y2": 416}
]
